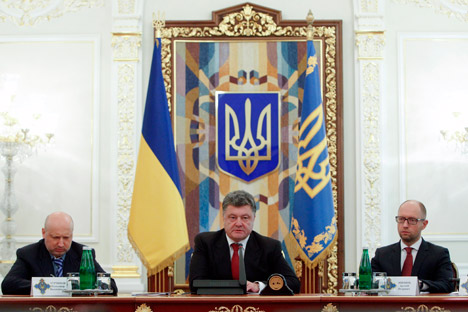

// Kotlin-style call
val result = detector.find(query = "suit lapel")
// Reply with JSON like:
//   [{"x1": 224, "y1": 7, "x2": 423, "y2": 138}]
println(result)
[
  {"x1": 63, "y1": 244, "x2": 81, "y2": 275},
  {"x1": 214, "y1": 231, "x2": 232, "y2": 278},
  {"x1": 38, "y1": 241, "x2": 55, "y2": 276},
  {"x1": 412, "y1": 239, "x2": 428, "y2": 275},
  {"x1": 391, "y1": 242, "x2": 402, "y2": 275},
  {"x1": 244, "y1": 232, "x2": 262, "y2": 279}
]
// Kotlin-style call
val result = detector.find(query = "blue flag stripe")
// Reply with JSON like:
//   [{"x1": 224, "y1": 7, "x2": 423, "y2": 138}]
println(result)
[{"x1": 142, "y1": 38, "x2": 182, "y2": 196}]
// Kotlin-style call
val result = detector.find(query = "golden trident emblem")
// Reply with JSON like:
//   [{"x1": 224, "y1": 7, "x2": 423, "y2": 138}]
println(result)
[{"x1": 225, "y1": 98, "x2": 272, "y2": 175}]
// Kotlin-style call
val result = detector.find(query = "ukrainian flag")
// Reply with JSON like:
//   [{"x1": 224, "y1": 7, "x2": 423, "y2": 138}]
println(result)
[
  {"x1": 291, "y1": 38, "x2": 336, "y2": 268},
  {"x1": 128, "y1": 38, "x2": 189, "y2": 274}
]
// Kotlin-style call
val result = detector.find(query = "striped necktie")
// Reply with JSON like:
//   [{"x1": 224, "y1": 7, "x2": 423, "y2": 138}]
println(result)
[{"x1": 53, "y1": 257, "x2": 64, "y2": 277}]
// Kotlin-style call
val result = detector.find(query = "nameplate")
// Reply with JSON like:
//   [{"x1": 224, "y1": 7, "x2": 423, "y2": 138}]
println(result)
[
  {"x1": 459, "y1": 275, "x2": 468, "y2": 295},
  {"x1": 31, "y1": 277, "x2": 70, "y2": 297},
  {"x1": 386, "y1": 276, "x2": 419, "y2": 296}
]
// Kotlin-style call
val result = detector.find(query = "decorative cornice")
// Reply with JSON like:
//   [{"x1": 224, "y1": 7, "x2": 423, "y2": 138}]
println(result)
[
  {"x1": 0, "y1": 0, "x2": 103, "y2": 26},
  {"x1": 393, "y1": 0, "x2": 468, "y2": 22}
]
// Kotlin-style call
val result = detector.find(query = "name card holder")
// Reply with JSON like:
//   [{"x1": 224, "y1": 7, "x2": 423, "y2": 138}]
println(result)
[
  {"x1": 31, "y1": 277, "x2": 70, "y2": 297},
  {"x1": 386, "y1": 276, "x2": 419, "y2": 296},
  {"x1": 459, "y1": 275, "x2": 468, "y2": 295}
]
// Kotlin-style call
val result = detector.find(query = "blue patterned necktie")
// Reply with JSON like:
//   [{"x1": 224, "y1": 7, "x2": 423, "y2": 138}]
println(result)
[{"x1": 53, "y1": 257, "x2": 64, "y2": 277}]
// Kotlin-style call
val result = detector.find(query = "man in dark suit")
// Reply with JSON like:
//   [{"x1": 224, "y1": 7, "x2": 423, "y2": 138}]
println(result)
[
  {"x1": 371, "y1": 200, "x2": 453, "y2": 293},
  {"x1": 189, "y1": 190, "x2": 300, "y2": 294},
  {"x1": 1, "y1": 211, "x2": 117, "y2": 295}
]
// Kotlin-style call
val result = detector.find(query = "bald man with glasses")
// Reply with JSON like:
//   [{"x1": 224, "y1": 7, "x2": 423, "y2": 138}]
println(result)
[{"x1": 371, "y1": 200, "x2": 454, "y2": 293}]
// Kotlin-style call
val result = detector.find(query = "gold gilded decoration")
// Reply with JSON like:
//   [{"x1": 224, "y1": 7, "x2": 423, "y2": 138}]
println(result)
[
  {"x1": 291, "y1": 216, "x2": 336, "y2": 258},
  {"x1": 326, "y1": 243, "x2": 338, "y2": 293},
  {"x1": 225, "y1": 99, "x2": 272, "y2": 175},
  {"x1": 112, "y1": 265, "x2": 140, "y2": 278},
  {"x1": 159, "y1": 4, "x2": 339, "y2": 294},
  {"x1": 362, "y1": 62, "x2": 382, "y2": 255},
  {"x1": 29, "y1": 306, "x2": 75, "y2": 312},
  {"x1": 168, "y1": 265, "x2": 174, "y2": 277},
  {"x1": 356, "y1": 32, "x2": 385, "y2": 59},
  {"x1": 118, "y1": 0, "x2": 135, "y2": 15},
  {"x1": 321, "y1": 303, "x2": 339, "y2": 312},
  {"x1": 116, "y1": 63, "x2": 137, "y2": 263},
  {"x1": 209, "y1": 306, "x2": 265, "y2": 312},
  {"x1": 153, "y1": 12, "x2": 166, "y2": 39},
  {"x1": 396, "y1": 305, "x2": 451, "y2": 312},
  {"x1": 111, "y1": 34, "x2": 142, "y2": 62},
  {"x1": 294, "y1": 258, "x2": 303, "y2": 278},
  {"x1": 361, "y1": 0, "x2": 379, "y2": 13},
  {"x1": 135, "y1": 303, "x2": 153, "y2": 312},
  {"x1": 393, "y1": 0, "x2": 468, "y2": 23},
  {"x1": 0, "y1": 0, "x2": 103, "y2": 26}
]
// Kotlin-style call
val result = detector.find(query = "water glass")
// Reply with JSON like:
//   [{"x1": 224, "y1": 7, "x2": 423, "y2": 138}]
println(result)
[
  {"x1": 342, "y1": 272, "x2": 357, "y2": 289},
  {"x1": 372, "y1": 272, "x2": 388, "y2": 290}
]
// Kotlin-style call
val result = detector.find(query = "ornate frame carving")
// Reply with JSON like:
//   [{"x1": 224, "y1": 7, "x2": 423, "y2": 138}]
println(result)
[{"x1": 154, "y1": 3, "x2": 343, "y2": 293}]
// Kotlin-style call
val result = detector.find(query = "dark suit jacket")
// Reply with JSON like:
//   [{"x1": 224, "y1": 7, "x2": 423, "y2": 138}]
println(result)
[
  {"x1": 371, "y1": 239, "x2": 454, "y2": 293},
  {"x1": 1, "y1": 239, "x2": 118, "y2": 295},
  {"x1": 189, "y1": 229, "x2": 300, "y2": 293}
]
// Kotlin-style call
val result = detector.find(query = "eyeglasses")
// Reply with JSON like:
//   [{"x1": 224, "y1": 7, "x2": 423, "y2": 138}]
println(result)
[{"x1": 395, "y1": 216, "x2": 425, "y2": 225}]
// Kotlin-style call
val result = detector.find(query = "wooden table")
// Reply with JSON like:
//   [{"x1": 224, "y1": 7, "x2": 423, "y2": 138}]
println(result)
[{"x1": 1, "y1": 294, "x2": 467, "y2": 311}]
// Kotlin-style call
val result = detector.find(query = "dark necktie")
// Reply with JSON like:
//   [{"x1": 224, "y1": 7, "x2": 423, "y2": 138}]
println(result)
[
  {"x1": 231, "y1": 243, "x2": 240, "y2": 280},
  {"x1": 401, "y1": 247, "x2": 413, "y2": 276},
  {"x1": 53, "y1": 257, "x2": 64, "y2": 277}
]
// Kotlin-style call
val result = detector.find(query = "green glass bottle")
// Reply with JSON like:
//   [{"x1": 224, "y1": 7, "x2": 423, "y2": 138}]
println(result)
[
  {"x1": 79, "y1": 246, "x2": 96, "y2": 290},
  {"x1": 359, "y1": 247, "x2": 372, "y2": 290}
]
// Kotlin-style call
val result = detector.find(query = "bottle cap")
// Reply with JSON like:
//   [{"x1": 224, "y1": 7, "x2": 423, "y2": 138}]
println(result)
[{"x1": 83, "y1": 246, "x2": 93, "y2": 250}]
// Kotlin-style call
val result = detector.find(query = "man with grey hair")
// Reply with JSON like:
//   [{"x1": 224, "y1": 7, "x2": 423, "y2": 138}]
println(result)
[
  {"x1": 1, "y1": 211, "x2": 117, "y2": 295},
  {"x1": 189, "y1": 190, "x2": 300, "y2": 293},
  {"x1": 371, "y1": 200, "x2": 454, "y2": 293}
]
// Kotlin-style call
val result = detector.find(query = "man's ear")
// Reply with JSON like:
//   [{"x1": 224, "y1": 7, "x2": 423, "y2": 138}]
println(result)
[
  {"x1": 422, "y1": 219, "x2": 428, "y2": 229},
  {"x1": 42, "y1": 228, "x2": 46, "y2": 238}
]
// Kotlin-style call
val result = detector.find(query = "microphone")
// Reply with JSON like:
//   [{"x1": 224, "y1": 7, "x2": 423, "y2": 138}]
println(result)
[{"x1": 238, "y1": 243, "x2": 246, "y2": 288}]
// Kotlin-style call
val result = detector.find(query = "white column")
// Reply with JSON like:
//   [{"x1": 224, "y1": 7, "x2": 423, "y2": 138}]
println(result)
[
  {"x1": 354, "y1": 0, "x2": 386, "y2": 259},
  {"x1": 110, "y1": 0, "x2": 145, "y2": 293}
]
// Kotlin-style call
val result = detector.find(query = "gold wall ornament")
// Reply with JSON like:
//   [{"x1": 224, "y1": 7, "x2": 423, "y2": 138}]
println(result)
[
  {"x1": 0, "y1": 0, "x2": 104, "y2": 26},
  {"x1": 135, "y1": 303, "x2": 153, "y2": 312},
  {"x1": 321, "y1": 303, "x2": 339, "y2": 312},
  {"x1": 29, "y1": 306, "x2": 75, "y2": 312},
  {"x1": 393, "y1": 0, "x2": 468, "y2": 23},
  {"x1": 118, "y1": 0, "x2": 136, "y2": 15},
  {"x1": 396, "y1": 305, "x2": 450, "y2": 312},
  {"x1": 209, "y1": 305, "x2": 265, "y2": 312},
  {"x1": 116, "y1": 62, "x2": 137, "y2": 263},
  {"x1": 112, "y1": 34, "x2": 142, "y2": 62},
  {"x1": 355, "y1": 32, "x2": 385, "y2": 59}
]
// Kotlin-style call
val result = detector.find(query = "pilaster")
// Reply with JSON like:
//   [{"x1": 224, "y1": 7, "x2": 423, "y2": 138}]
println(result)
[
  {"x1": 354, "y1": 0, "x2": 386, "y2": 257},
  {"x1": 110, "y1": 0, "x2": 145, "y2": 293}
]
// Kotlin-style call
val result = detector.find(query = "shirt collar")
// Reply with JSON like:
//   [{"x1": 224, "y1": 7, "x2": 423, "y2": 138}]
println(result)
[
  {"x1": 400, "y1": 237, "x2": 422, "y2": 251},
  {"x1": 226, "y1": 233, "x2": 250, "y2": 249},
  {"x1": 50, "y1": 254, "x2": 66, "y2": 261}
]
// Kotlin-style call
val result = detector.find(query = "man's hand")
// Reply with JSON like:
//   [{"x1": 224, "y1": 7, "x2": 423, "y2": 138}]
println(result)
[{"x1": 246, "y1": 281, "x2": 260, "y2": 293}]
